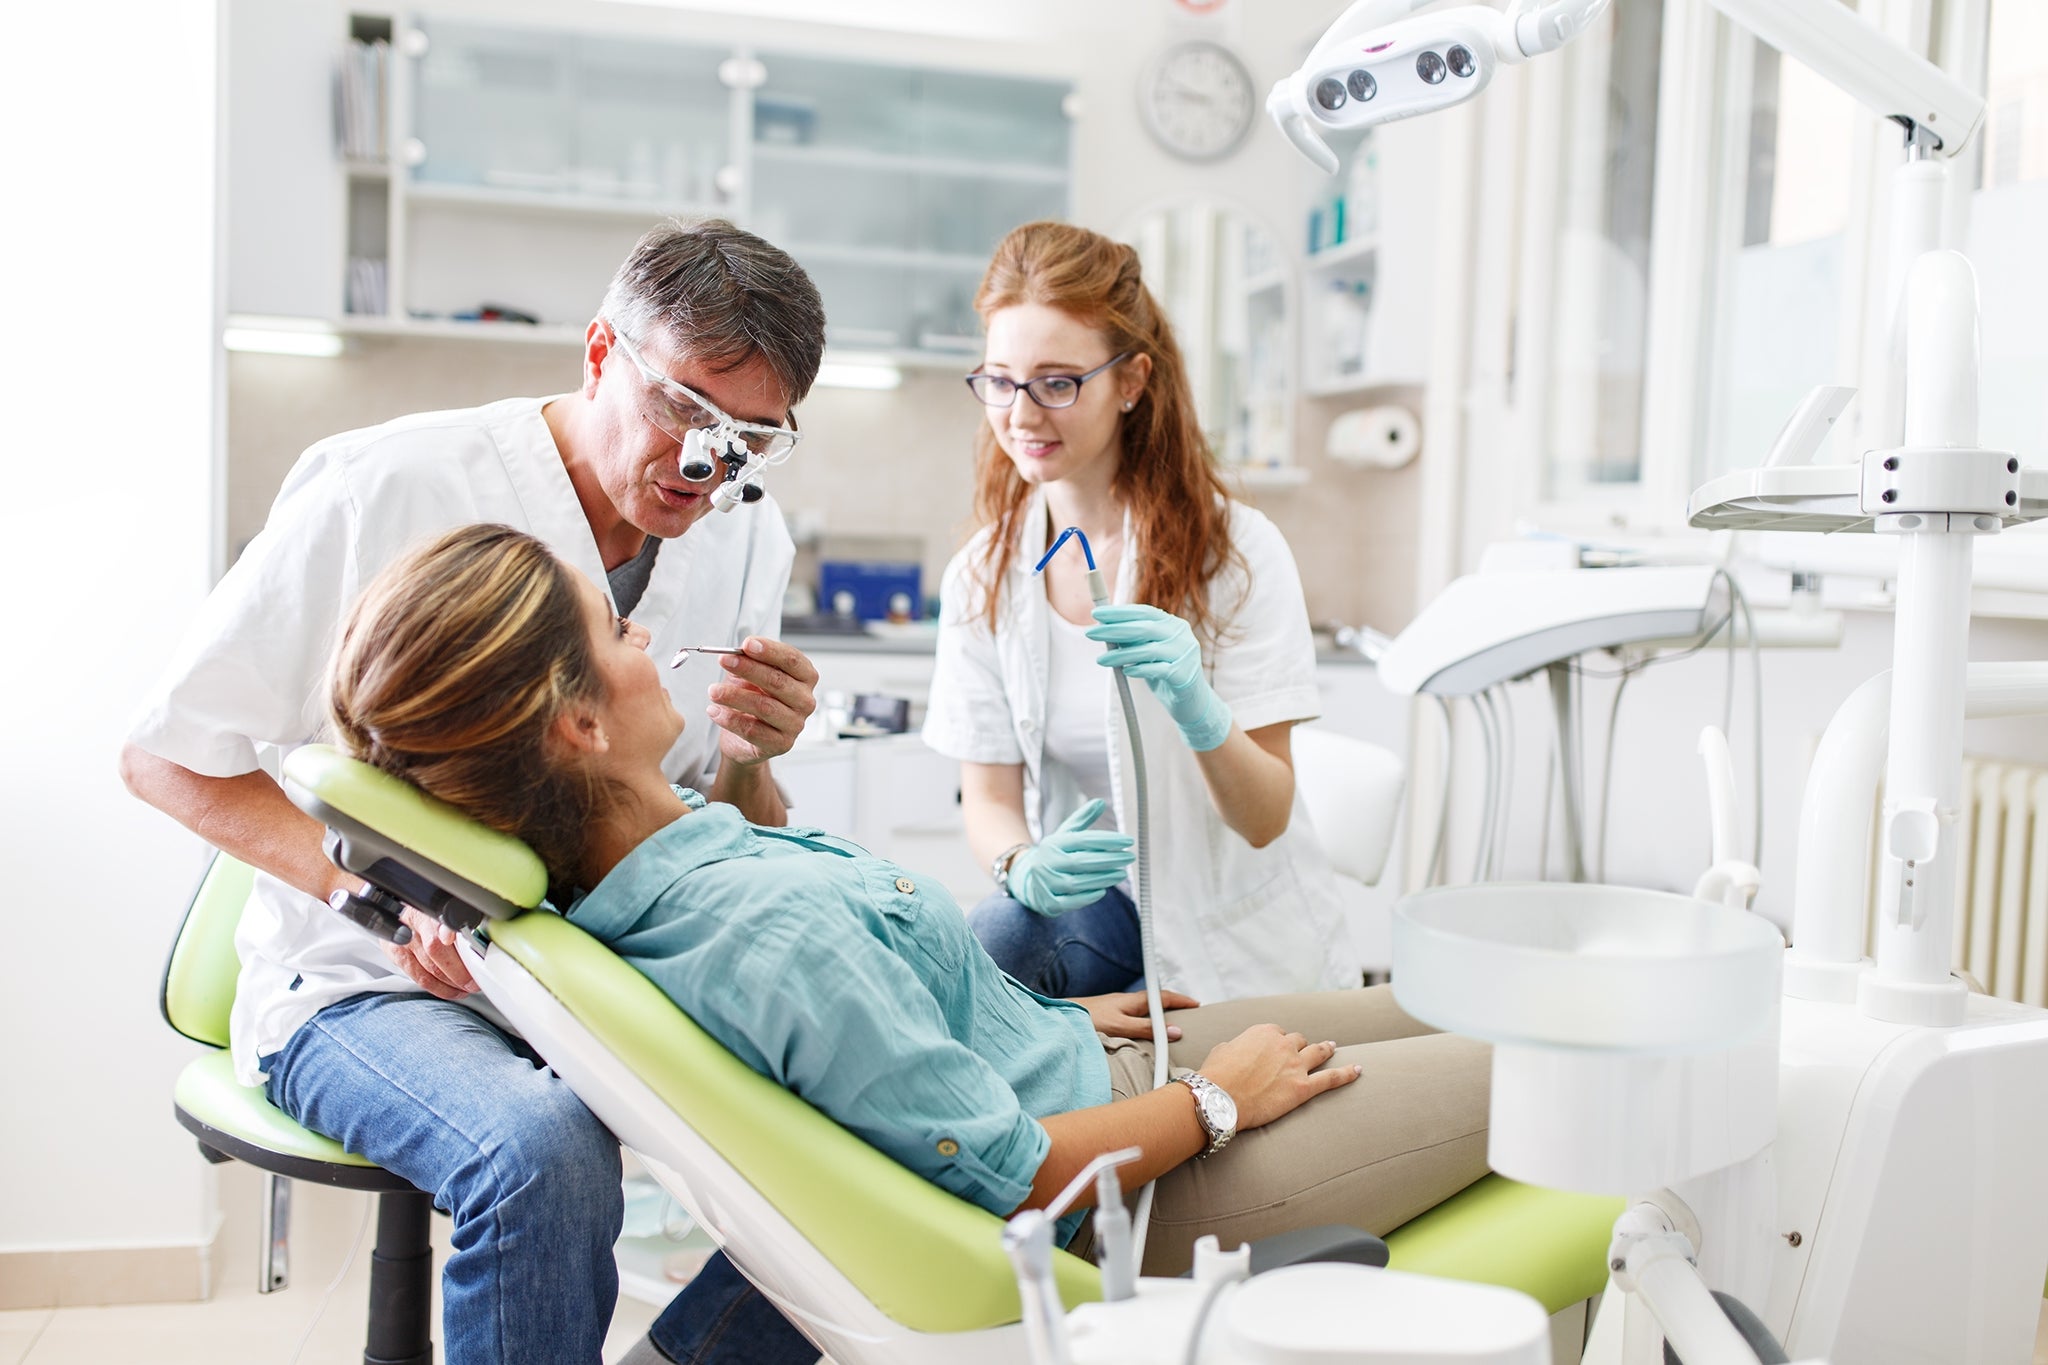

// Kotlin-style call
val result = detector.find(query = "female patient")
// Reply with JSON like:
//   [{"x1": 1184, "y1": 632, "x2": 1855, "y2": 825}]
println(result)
[{"x1": 327, "y1": 523, "x2": 1489, "y2": 1271}]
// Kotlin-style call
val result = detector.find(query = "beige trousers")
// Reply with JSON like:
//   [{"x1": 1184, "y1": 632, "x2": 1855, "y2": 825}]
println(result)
[{"x1": 1071, "y1": 985, "x2": 1492, "y2": 1276}]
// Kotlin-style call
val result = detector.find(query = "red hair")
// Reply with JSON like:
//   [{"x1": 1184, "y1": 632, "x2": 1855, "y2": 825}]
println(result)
[{"x1": 970, "y1": 221, "x2": 1241, "y2": 637}]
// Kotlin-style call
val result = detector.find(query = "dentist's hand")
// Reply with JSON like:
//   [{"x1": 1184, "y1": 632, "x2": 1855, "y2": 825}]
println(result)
[
  {"x1": 709, "y1": 637, "x2": 819, "y2": 768},
  {"x1": 1087, "y1": 605, "x2": 1233, "y2": 752},
  {"x1": 385, "y1": 905, "x2": 477, "y2": 1001},
  {"x1": 1007, "y1": 798, "x2": 1136, "y2": 916}
]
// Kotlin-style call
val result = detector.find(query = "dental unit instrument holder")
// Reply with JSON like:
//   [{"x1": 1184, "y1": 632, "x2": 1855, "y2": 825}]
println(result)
[
  {"x1": 1004, "y1": 1148, "x2": 1145, "y2": 1365},
  {"x1": 1033, "y1": 527, "x2": 1170, "y2": 1274}
]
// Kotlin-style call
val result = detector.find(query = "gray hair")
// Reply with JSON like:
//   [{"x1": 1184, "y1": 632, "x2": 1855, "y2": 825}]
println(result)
[{"x1": 600, "y1": 218, "x2": 827, "y2": 410}]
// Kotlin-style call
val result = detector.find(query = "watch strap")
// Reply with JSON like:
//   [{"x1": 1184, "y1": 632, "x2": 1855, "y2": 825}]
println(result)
[{"x1": 990, "y1": 842, "x2": 1031, "y2": 895}]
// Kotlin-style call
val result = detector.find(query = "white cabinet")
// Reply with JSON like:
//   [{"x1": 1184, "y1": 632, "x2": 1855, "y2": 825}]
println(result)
[
  {"x1": 748, "y1": 54, "x2": 1071, "y2": 352},
  {"x1": 779, "y1": 647, "x2": 986, "y2": 905},
  {"x1": 777, "y1": 735, "x2": 988, "y2": 909},
  {"x1": 1294, "y1": 119, "x2": 1441, "y2": 396},
  {"x1": 231, "y1": 7, "x2": 1073, "y2": 365}
]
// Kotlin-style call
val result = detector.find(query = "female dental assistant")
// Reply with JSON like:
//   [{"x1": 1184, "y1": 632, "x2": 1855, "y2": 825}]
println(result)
[{"x1": 923, "y1": 221, "x2": 1356, "y2": 1001}]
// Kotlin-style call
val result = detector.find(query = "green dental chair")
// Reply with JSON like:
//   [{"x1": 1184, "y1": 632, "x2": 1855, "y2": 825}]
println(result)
[
  {"x1": 162, "y1": 854, "x2": 436, "y2": 1365},
  {"x1": 182, "y1": 742, "x2": 1619, "y2": 1363}
]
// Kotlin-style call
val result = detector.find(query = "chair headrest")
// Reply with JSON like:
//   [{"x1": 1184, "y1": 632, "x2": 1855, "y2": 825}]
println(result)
[{"x1": 283, "y1": 744, "x2": 548, "y2": 919}]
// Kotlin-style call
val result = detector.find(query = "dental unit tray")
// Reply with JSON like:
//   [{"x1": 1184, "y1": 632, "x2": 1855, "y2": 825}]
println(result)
[
  {"x1": 1374, "y1": 564, "x2": 1721, "y2": 697},
  {"x1": 1688, "y1": 458, "x2": 2048, "y2": 534}
]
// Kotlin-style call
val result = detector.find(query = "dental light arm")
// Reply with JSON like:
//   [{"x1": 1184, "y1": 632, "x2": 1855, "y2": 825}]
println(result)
[
  {"x1": 1269, "y1": 0, "x2": 1982, "y2": 176},
  {"x1": 1705, "y1": 0, "x2": 1983, "y2": 155},
  {"x1": 1266, "y1": 0, "x2": 1613, "y2": 173}
]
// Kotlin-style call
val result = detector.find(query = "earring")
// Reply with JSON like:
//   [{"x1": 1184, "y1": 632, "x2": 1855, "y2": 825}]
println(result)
[{"x1": 1122, "y1": 400, "x2": 1135, "y2": 411}]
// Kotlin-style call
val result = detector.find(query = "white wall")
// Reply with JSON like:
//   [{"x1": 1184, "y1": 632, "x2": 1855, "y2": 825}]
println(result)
[{"x1": 0, "y1": 2, "x2": 223, "y2": 1257}]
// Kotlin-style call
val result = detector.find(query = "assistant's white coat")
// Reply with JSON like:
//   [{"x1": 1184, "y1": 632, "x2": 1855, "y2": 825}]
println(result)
[{"x1": 924, "y1": 491, "x2": 1356, "y2": 999}]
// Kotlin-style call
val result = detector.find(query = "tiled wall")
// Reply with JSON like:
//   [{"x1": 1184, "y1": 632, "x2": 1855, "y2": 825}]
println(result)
[{"x1": 228, "y1": 342, "x2": 1423, "y2": 631}]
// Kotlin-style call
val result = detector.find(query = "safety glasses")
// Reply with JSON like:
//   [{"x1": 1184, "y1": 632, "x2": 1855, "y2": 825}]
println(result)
[
  {"x1": 609, "y1": 325, "x2": 801, "y2": 461},
  {"x1": 964, "y1": 353, "x2": 1130, "y2": 410}
]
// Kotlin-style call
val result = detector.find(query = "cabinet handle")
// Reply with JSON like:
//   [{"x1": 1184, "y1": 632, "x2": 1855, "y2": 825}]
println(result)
[
  {"x1": 718, "y1": 55, "x2": 766, "y2": 89},
  {"x1": 402, "y1": 138, "x2": 427, "y2": 168}
]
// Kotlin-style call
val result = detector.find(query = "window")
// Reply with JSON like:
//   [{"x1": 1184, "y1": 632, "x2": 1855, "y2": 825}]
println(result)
[
  {"x1": 1540, "y1": 0, "x2": 1664, "y2": 502},
  {"x1": 1700, "y1": 30, "x2": 1861, "y2": 485},
  {"x1": 1980, "y1": 0, "x2": 2048, "y2": 189}
]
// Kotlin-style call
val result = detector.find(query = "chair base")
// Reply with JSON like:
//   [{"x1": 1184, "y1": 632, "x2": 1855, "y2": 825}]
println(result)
[
  {"x1": 364, "y1": 1191, "x2": 435, "y2": 1365},
  {"x1": 174, "y1": 1104, "x2": 435, "y2": 1364}
]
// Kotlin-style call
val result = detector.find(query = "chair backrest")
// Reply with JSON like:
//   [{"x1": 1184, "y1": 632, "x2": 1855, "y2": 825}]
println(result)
[
  {"x1": 162, "y1": 852, "x2": 255, "y2": 1047},
  {"x1": 280, "y1": 745, "x2": 1100, "y2": 1333},
  {"x1": 1293, "y1": 727, "x2": 1407, "y2": 886},
  {"x1": 490, "y1": 912, "x2": 1101, "y2": 1334}
]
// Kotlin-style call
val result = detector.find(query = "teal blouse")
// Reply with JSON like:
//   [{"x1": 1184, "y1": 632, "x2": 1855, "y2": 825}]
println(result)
[{"x1": 565, "y1": 790, "x2": 1114, "y2": 1223}]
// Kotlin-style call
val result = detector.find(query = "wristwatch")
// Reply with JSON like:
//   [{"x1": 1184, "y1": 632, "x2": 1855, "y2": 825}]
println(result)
[
  {"x1": 1176, "y1": 1072, "x2": 1238, "y2": 1158},
  {"x1": 990, "y1": 842, "x2": 1031, "y2": 896}
]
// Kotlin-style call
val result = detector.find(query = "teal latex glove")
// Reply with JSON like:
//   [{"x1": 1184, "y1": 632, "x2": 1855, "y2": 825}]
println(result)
[
  {"x1": 1087, "y1": 604, "x2": 1233, "y2": 752},
  {"x1": 1008, "y1": 798, "x2": 1136, "y2": 917}
]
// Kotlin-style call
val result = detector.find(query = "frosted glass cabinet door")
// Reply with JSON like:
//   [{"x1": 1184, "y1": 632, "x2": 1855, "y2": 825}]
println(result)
[
  {"x1": 749, "y1": 53, "x2": 1070, "y2": 352},
  {"x1": 412, "y1": 20, "x2": 729, "y2": 205},
  {"x1": 413, "y1": 21, "x2": 574, "y2": 191}
]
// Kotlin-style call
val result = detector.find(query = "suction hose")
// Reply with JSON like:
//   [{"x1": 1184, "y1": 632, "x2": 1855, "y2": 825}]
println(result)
[{"x1": 1035, "y1": 527, "x2": 1169, "y2": 1270}]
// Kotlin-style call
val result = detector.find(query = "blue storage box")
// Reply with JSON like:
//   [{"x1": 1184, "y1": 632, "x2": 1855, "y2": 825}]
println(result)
[{"x1": 817, "y1": 560, "x2": 922, "y2": 623}]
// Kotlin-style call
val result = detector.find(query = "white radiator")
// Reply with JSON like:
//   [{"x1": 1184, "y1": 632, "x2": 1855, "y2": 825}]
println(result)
[{"x1": 1864, "y1": 757, "x2": 2048, "y2": 1004}]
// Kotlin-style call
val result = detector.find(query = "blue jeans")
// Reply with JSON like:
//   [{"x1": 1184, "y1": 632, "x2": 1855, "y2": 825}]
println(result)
[
  {"x1": 265, "y1": 991, "x2": 815, "y2": 1365},
  {"x1": 967, "y1": 886, "x2": 1144, "y2": 996}
]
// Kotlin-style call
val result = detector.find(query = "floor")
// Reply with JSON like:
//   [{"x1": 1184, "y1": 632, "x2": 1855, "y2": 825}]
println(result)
[
  {"x1": 4, "y1": 1171, "x2": 2046, "y2": 1364},
  {"x1": 0, "y1": 1163, "x2": 663, "y2": 1365}
]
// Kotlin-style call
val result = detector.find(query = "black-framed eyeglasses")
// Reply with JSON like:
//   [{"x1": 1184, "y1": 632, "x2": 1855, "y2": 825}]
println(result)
[{"x1": 963, "y1": 353, "x2": 1130, "y2": 410}]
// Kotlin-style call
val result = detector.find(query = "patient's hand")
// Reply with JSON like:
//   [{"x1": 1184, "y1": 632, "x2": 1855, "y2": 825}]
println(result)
[
  {"x1": 385, "y1": 905, "x2": 477, "y2": 1000},
  {"x1": 1074, "y1": 990, "x2": 1199, "y2": 1041},
  {"x1": 1199, "y1": 1025, "x2": 1359, "y2": 1132}
]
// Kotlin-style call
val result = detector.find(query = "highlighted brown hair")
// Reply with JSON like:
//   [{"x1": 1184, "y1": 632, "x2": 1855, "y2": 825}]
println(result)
[
  {"x1": 971, "y1": 221, "x2": 1241, "y2": 637},
  {"x1": 327, "y1": 524, "x2": 608, "y2": 890}
]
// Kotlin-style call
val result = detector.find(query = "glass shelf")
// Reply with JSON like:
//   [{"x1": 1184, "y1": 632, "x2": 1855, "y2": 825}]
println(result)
[
  {"x1": 750, "y1": 141, "x2": 1066, "y2": 185},
  {"x1": 407, "y1": 180, "x2": 723, "y2": 222}
]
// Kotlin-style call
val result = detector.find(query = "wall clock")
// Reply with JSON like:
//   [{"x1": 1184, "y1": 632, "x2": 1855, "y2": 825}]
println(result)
[{"x1": 1139, "y1": 40, "x2": 1256, "y2": 162}]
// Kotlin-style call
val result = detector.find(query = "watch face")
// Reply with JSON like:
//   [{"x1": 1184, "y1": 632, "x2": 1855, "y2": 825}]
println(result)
[
  {"x1": 1204, "y1": 1082, "x2": 1237, "y2": 1132},
  {"x1": 1188, "y1": 1075, "x2": 1236, "y2": 1141},
  {"x1": 1140, "y1": 41, "x2": 1256, "y2": 162}
]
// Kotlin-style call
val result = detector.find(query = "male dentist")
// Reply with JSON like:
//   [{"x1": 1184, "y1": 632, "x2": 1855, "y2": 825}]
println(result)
[{"x1": 123, "y1": 218, "x2": 821, "y2": 1365}]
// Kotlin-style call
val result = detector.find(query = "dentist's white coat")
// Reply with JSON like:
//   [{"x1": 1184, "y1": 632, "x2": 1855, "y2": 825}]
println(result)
[
  {"x1": 129, "y1": 396, "x2": 792, "y2": 1084},
  {"x1": 923, "y1": 492, "x2": 1356, "y2": 1000}
]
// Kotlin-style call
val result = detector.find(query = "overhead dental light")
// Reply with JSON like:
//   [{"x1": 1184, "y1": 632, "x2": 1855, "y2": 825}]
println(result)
[{"x1": 1265, "y1": 0, "x2": 1613, "y2": 173}]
